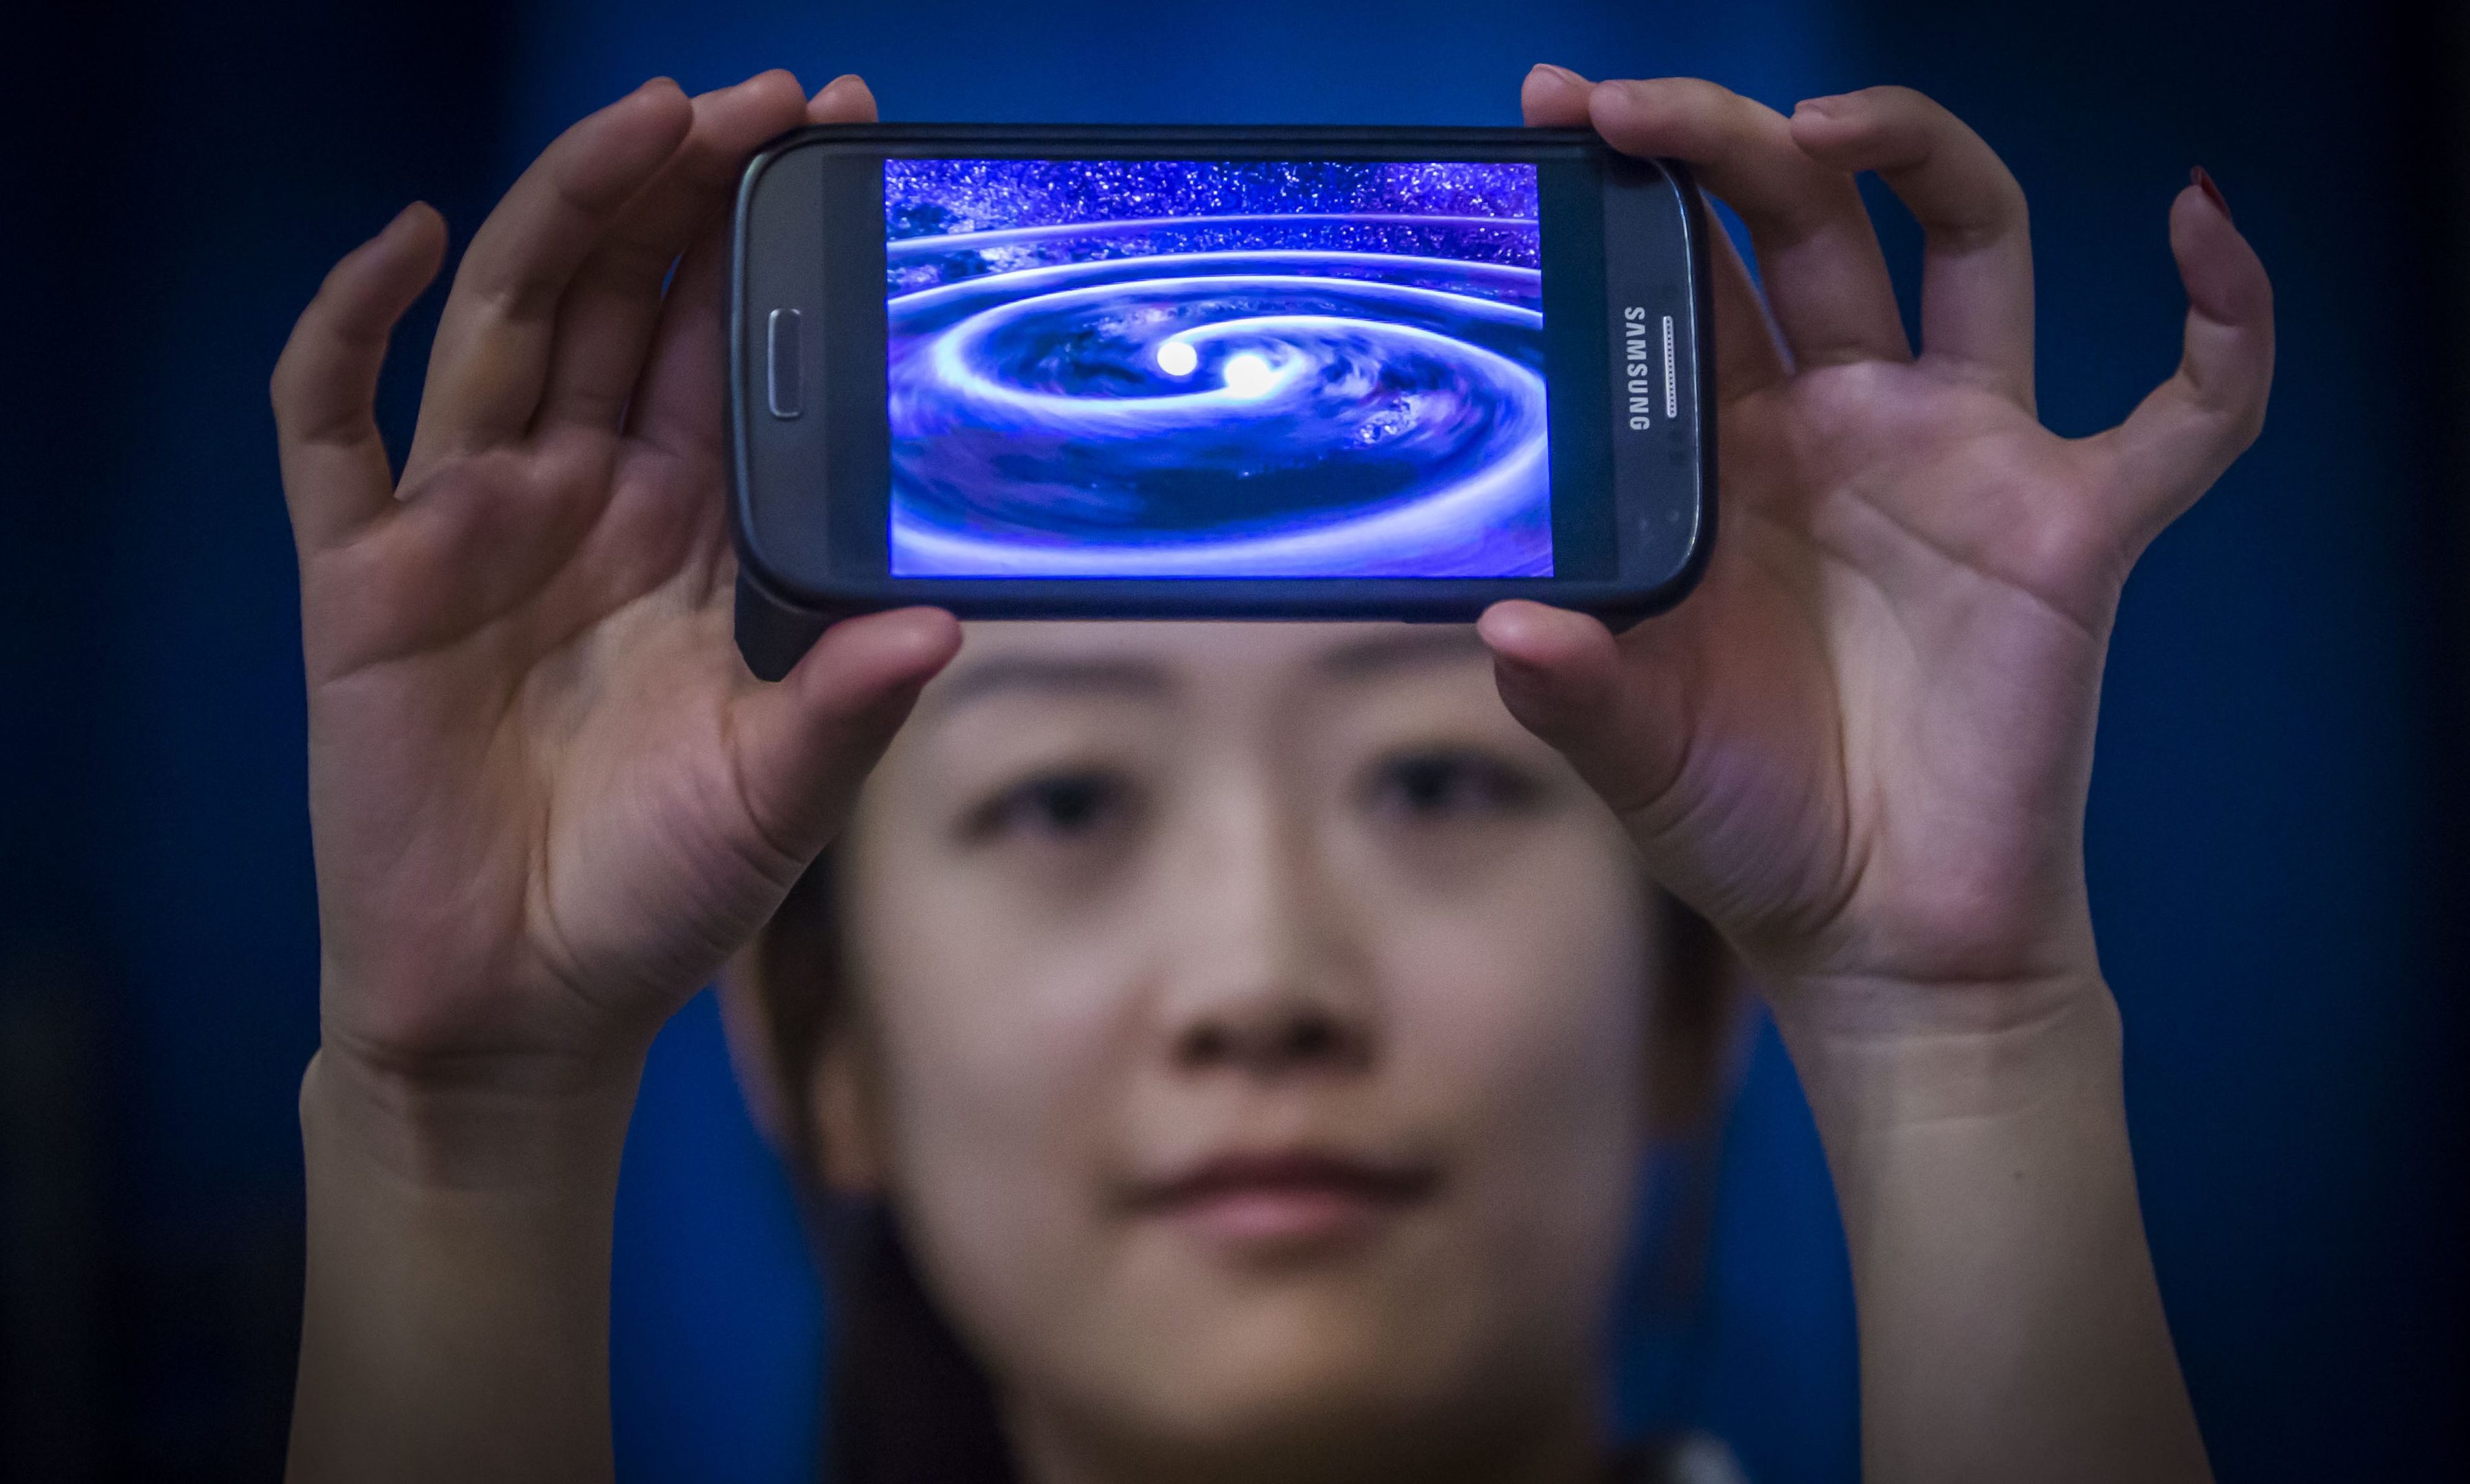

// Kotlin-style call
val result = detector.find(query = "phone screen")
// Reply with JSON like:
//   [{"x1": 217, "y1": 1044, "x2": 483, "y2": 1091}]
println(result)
[{"x1": 879, "y1": 159, "x2": 1549, "y2": 578}]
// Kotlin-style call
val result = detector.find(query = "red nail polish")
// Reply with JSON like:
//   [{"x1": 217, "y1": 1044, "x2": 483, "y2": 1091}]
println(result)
[{"x1": 2191, "y1": 166, "x2": 2232, "y2": 223}]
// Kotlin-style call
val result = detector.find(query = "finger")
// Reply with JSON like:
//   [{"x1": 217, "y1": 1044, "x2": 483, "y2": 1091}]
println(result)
[
  {"x1": 1588, "y1": 77, "x2": 1909, "y2": 370},
  {"x1": 1528, "y1": 66, "x2": 1788, "y2": 399},
  {"x1": 535, "y1": 71, "x2": 810, "y2": 434},
  {"x1": 806, "y1": 72, "x2": 880, "y2": 124},
  {"x1": 271, "y1": 203, "x2": 448, "y2": 552},
  {"x1": 2091, "y1": 174, "x2": 2273, "y2": 548},
  {"x1": 726, "y1": 607, "x2": 963, "y2": 864},
  {"x1": 1702, "y1": 212, "x2": 1792, "y2": 400},
  {"x1": 406, "y1": 78, "x2": 693, "y2": 464},
  {"x1": 1520, "y1": 61, "x2": 1596, "y2": 127},
  {"x1": 1478, "y1": 600, "x2": 1689, "y2": 826},
  {"x1": 625, "y1": 224, "x2": 731, "y2": 468},
  {"x1": 623, "y1": 76, "x2": 880, "y2": 475},
  {"x1": 589, "y1": 225, "x2": 733, "y2": 603},
  {"x1": 1790, "y1": 86, "x2": 2034, "y2": 405},
  {"x1": 617, "y1": 74, "x2": 889, "y2": 577}
]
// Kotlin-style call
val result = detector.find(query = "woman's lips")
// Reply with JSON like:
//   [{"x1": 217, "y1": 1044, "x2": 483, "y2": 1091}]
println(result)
[{"x1": 1127, "y1": 1149, "x2": 1440, "y2": 1252}]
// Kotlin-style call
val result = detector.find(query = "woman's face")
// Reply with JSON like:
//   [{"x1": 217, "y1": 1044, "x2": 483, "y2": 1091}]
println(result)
[{"x1": 828, "y1": 622, "x2": 1658, "y2": 1472}]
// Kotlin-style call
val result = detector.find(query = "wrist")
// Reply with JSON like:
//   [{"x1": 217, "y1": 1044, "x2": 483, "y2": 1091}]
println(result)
[
  {"x1": 1773, "y1": 973, "x2": 2146, "y2": 1321},
  {"x1": 1767, "y1": 973, "x2": 2203, "y2": 1484},
  {"x1": 292, "y1": 1040, "x2": 634, "y2": 1484},
  {"x1": 1766, "y1": 969, "x2": 2124, "y2": 1137},
  {"x1": 302, "y1": 1035, "x2": 647, "y2": 1197}
]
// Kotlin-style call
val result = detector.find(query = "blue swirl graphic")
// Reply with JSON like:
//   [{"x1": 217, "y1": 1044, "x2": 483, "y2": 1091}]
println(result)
[{"x1": 885, "y1": 161, "x2": 1550, "y2": 578}]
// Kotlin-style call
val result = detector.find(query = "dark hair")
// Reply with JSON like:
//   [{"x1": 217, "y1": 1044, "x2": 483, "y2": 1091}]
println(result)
[{"x1": 748, "y1": 848, "x2": 1736, "y2": 1483}]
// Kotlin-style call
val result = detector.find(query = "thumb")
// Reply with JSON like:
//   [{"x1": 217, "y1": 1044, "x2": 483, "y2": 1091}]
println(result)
[
  {"x1": 1478, "y1": 600, "x2": 1690, "y2": 827},
  {"x1": 726, "y1": 607, "x2": 962, "y2": 864}
]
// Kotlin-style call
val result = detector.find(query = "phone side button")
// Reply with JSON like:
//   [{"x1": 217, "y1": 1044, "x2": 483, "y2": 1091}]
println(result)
[{"x1": 767, "y1": 308, "x2": 804, "y2": 420}]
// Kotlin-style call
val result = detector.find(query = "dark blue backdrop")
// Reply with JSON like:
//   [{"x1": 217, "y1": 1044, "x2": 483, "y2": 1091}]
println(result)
[{"x1": 3, "y1": 1, "x2": 2463, "y2": 1480}]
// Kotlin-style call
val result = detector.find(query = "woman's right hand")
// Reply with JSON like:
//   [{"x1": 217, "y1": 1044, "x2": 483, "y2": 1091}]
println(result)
[{"x1": 271, "y1": 70, "x2": 957, "y2": 1146}]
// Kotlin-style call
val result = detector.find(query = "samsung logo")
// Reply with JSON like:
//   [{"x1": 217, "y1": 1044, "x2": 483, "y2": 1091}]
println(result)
[{"x1": 1621, "y1": 306, "x2": 1654, "y2": 430}]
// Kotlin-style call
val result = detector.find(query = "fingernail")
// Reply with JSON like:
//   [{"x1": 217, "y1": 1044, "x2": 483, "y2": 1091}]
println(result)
[
  {"x1": 1794, "y1": 93, "x2": 1844, "y2": 117},
  {"x1": 1531, "y1": 63, "x2": 1588, "y2": 86},
  {"x1": 1490, "y1": 655, "x2": 1553, "y2": 698},
  {"x1": 2191, "y1": 166, "x2": 2232, "y2": 223},
  {"x1": 1478, "y1": 626, "x2": 1553, "y2": 680}
]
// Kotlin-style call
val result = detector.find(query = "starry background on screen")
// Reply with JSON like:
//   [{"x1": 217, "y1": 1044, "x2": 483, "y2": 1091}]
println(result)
[{"x1": 884, "y1": 158, "x2": 1541, "y2": 295}]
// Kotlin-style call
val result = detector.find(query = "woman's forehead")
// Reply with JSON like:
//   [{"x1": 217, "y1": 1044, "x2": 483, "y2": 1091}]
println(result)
[
  {"x1": 930, "y1": 620, "x2": 1493, "y2": 702},
  {"x1": 901, "y1": 622, "x2": 1504, "y2": 736}
]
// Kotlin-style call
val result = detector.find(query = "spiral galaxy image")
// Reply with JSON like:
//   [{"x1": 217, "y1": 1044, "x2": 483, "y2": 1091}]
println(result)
[{"x1": 884, "y1": 158, "x2": 1551, "y2": 577}]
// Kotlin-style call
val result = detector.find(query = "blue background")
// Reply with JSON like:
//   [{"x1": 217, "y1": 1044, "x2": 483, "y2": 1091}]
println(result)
[{"x1": 3, "y1": 1, "x2": 2463, "y2": 1479}]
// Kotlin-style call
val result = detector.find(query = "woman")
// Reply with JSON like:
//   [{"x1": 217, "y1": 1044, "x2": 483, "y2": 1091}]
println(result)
[
  {"x1": 270, "y1": 61, "x2": 2272, "y2": 1484},
  {"x1": 731, "y1": 618, "x2": 1746, "y2": 1483}
]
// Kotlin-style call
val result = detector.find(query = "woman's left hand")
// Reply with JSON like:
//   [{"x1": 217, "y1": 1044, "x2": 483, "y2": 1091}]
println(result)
[
  {"x1": 1493, "y1": 68, "x2": 2260, "y2": 1484},
  {"x1": 1485, "y1": 71, "x2": 2272, "y2": 1041}
]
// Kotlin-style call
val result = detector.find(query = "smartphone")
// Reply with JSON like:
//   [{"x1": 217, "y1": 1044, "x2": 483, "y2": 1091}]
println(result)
[{"x1": 730, "y1": 124, "x2": 1714, "y2": 679}]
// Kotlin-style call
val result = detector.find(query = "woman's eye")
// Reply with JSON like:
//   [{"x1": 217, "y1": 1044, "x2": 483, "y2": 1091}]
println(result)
[
  {"x1": 1366, "y1": 749, "x2": 1538, "y2": 821},
  {"x1": 966, "y1": 771, "x2": 1136, "y2": 843}
]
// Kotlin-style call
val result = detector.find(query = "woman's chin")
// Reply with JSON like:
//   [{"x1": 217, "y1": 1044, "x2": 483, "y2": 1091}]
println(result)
[
  {"x1": 1038, "y1": 1263, "x2": 1491, "y2": 1459},
  {"x1": 1014, "y1": 1308, "x2": 1558, "y2": 1484}
]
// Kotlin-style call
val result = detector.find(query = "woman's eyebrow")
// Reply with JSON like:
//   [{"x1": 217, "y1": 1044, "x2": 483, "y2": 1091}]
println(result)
[
  {"x1": 1310, "y1": 626, "x2": 1490, "y2": 679},
  {"x1": 920, "y1": 655, "x2": 1175, "y2": 719}
]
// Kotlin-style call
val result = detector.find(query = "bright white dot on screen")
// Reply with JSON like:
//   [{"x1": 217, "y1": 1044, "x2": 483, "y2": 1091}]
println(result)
[
  {"x1": 1221, "y1": 352, "x2": 1274, "y2": 398},
  {"x1": 1155, "y1": 340, "x2": 1197, "y2": 377}
]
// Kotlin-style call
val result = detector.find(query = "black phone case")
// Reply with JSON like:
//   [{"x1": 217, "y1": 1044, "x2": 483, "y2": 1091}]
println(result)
[{"x1": 730, "y1": 124, "x2": 1716, "y2": 681}]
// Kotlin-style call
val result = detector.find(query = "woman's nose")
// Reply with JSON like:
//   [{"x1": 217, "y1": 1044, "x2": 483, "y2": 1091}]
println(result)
[
  {"x1": 1150, "y1": 780, "x2": 1378, "y2": 1079},
  {"x1": 1175, "y1": 996, "x2": 1370, "y2": 1076}
]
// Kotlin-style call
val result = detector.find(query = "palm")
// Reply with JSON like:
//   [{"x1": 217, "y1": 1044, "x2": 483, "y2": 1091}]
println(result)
[
  {"x1": 1643, "y1": 369, "x2": 2113, "y2": 985},
  {"x1": 301, "y1": 436, "x2": 761, "y2": 1055},
  {"x1": 1489, "y1": 74, "x2": 2271, "y2": 998},
  {"x1": 275, "y1": 72, "x2": 956, "y2": 1078}
]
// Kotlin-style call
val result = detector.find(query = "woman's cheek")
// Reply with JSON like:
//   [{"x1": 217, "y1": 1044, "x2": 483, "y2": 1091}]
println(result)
[
  {"x1": 1375, "y1": 826, "x2": 1646, "y2": 1094},
  {"x1": 867, "y1": 901, "x2": 1142, "y2": 1364},
  {"x1": 1372, "y1": 851, "x2": 1649, "y2": 1266}
]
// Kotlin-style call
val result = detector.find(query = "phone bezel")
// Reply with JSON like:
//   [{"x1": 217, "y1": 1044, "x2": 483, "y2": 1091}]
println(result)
[{"x1": 730, "y1": 123, "x2": 1714, "y2": 638}]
